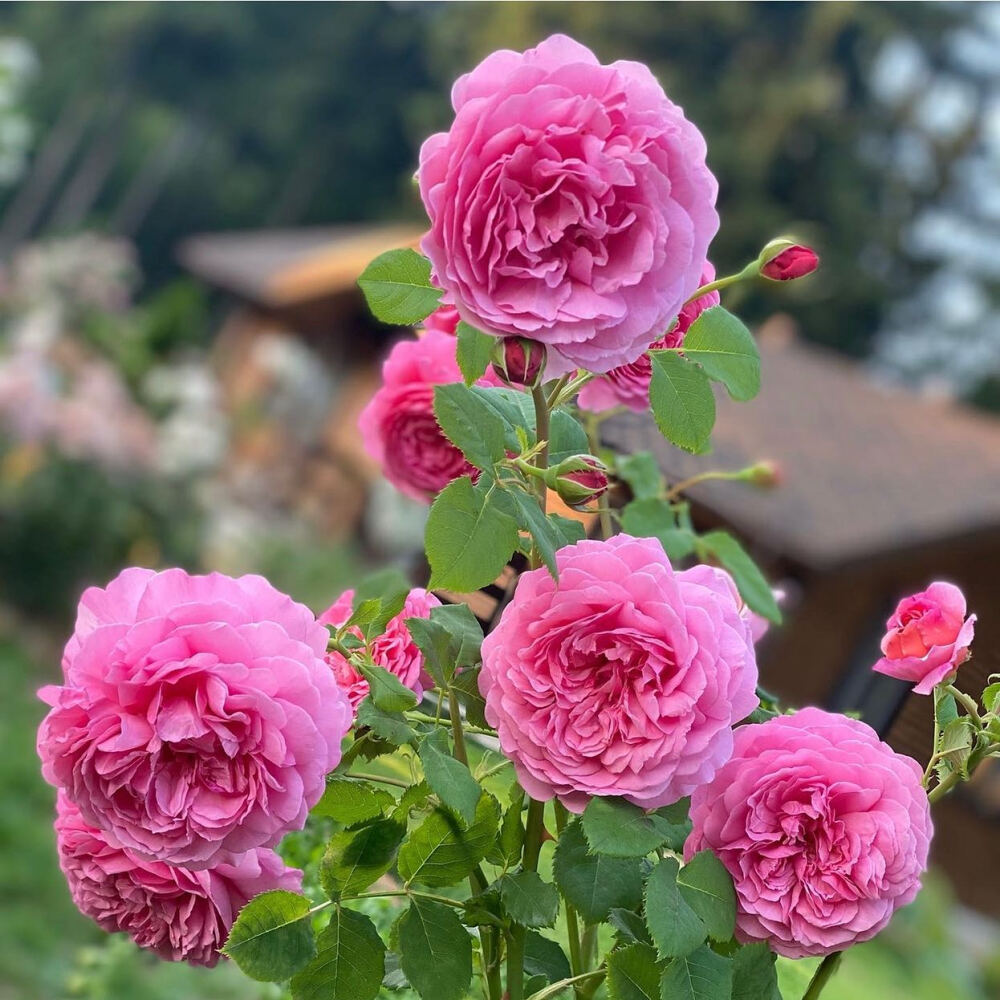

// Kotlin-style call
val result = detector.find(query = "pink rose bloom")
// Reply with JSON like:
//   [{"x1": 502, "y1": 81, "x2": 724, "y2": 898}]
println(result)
[
  {"x1": 358, "y1": 329, "x2": 498, "y2": 502},
  {"x1": 578, "y1": 263, "x2": 720, "y2": 412},
  {"x1": 418, "y1": 35, "x2": 719, "y2": 374},
  {"x1": 479, "y1": 535, "x2": 758, "y2": 811},
  {"x1": 55, "y1": 792, "x2": 300, "y2": 967},
  {"x1": 872, "y1": 582, "x2": 976, "y2": 695},
  {"x1": 38, "y1": 568, "x2": 352, "y2": 869},
  {"x1": 686, "y1": 708, "x2": 931, "y2": 959},
  {"x1": 422, "y1": 305, "x2": 461, "y2": 336},
  {"x1": 320, "y1": 587, "x2": 441, "y2": 714}
]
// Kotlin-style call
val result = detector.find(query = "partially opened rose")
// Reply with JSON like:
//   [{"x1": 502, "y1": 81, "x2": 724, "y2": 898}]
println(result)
[
  {"x1": 479, "y1": 535, "x2": 758, "y2": 811},
  {"x1": 38, "y1": 567, "x2": 351, "y2": 868},
  {"x1": 873, "y1": 581, "x2": 976, "y2": 694},
  {"x1": 55, "y1": 793, "x2": 301, "y2": 967},
  {"x1": 418, "y1": 34, "x2": 719, "y2": 373},
  {"x1": 686, "y1": 708, "x2": 932, "y2": 958},
  {"x1": 321, "y1": 586, "x2": 441, "y2": 714},
  {"x1": 358, "y1": 328, "x2": 498, "y2": 501}
]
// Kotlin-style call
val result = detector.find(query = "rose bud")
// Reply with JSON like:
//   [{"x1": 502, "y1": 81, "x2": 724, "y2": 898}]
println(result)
[
  {"x1": 546, "y1": 454, "x2": 609, "y2": 509},
  {"x1": 745, "y1": 460, "x2": 782, "y2": 488},
  {"x1": 491, "y1": 337, "x2": 547, "y2": 388},
  {"x1": 759, "y1": 240, "x2": 819, "y2": 281}
]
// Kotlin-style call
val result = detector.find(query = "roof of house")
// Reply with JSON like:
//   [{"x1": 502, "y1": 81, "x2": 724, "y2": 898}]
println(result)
[
  {"x1": 177, "y1": 224, "x2": 424, "y2": 308},
  {"x1": 603, "y1": 321, "x2": 1000, "y2": 572}
]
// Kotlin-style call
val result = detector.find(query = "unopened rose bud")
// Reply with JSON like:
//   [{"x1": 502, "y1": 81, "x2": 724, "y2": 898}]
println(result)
[
  {"x1": 491, "y1": 337, "x2": 546, "y2": 388},
  {"x1": 759, "y1": 240, "x2": 819, "y2": 281},
  {"x1": 746, "y1": 460, "x2": 782, "y2": 489},
  {"x1": 546, "y1": 454, "x2": 609, "y2": 509}
]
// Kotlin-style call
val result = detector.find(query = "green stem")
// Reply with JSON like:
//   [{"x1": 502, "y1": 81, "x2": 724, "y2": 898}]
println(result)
[
  {"x1": 407, "y1": 711, "x2": 495, "y2": 736},
  {"x1": 343, "y1": 889, "x2": 464, "y2": 908},
  {"x1": 531, "y1": 385, "x2": 550, "y2": 516},
  {"x1": 507, "y1": 926, "x2": 527, "y2": 1000},
  {"x1": 448, "y1": 690, "x2": 469, "y2": 766},
  {"x1": 338, "y1": 732, "x2": 372, "y2": 768},
  {"x1": 528, "y1": 969, "x2": 606, "y2": 1000},
  {"x1": 802, "y1": 952, "x2": 842, "y2": 1000},
  {"x1": 580, "y1": 924, "x2": 598, "y2": 972},
  {"x1": 665, "y1": 468, "x2": 748, "y2": 501},
  {"x1": 523, "y1": 799, "x2": 546, "y2": 872},
  {"x1": 928, "y1": 769, "x2": 963, "y2": 804},
  {"x1": 345, "y1": 771, "x2": 410, "y2": 788},
  {"x1": 583, "y1": 411, "x2": 613, "y2": 540},
  {"x1": 683, "y1": 261, "x2": 757, "y2": 305},
  {"x1": 944, "y1": 683, "x2": 982, "y2": 727},
  {"x1": 554, "y1": 803, "x2": 584, "y2": 981}
]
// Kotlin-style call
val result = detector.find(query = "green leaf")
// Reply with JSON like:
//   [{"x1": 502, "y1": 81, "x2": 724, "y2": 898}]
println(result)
[
  {"x1": 353, "y1": 567, "x2": 412, "y2": 606},
  {"x1": 644, "y1": 857, "x2": 706, "y2": 960},
  {"x1": 417, "y1": 729, "x2": 482, "y2": 825},
  {"x1": 405, "y1": 603, "x2": 483, "y2": 687},
  {"x1": 347, "y1": 588, "x2": 409, "y2": 639},
  {"x1": 426, "y1": 476, "x2": 519, "y2": 592},
  {"x1": 320, "y1": 819, "x2": 406, "y2": 899},
  {"x1": 621, "y1": 498, "x2": 696, "y2": 562},
  {"x1": 676, "y1": 852, "x2": 737, "y2": 943},
  {"x1": 313, "y1": 777, "x2": 395, "y2": 824},
  {"x1": 391, "y1": 781, "x2": 432, "y2": 826},
  {"x1": 396, "y1": 898, "x2": 473, "y2": 1000},
  {"x1": 617, "y1": 451, "x2": 664, "y2": 501},
  {"x1": 651, "y1": 799, "x2": 693, "y2": 852},
  {"x1": 606, "y1": 942, "x2": 660, "y2": 1000},
  {"x1": 699, "y1": 531, "x2": 781, "y2": 624},
  {"x1": 490, "y1": 784, "x2": 525, "y2": 867},
  {"x1": 982, "y1": 683, "x2": 1000, "y2": 714},
  {"x1": 731, "y1": 942, "x2": 780, "y2": 1000},
  {"x1": 290, "y1": 907, "x2": 385, "y2": 1000},
  {"x1": 510, "y1": 486, "x2": 567, "y2": 578},
  {"x1": 456, "y1": 322, "x2": 496, "y2": 386},
  {"x1": 659, "y1": 945, "x2": 732, "y2": 1000},
  {"x1": 357, "y1": 661, "x2": 419, "y2": 713},
  {"x1": 355, "y1": 700, "x2": 418, "y2": 746},
  {"x1": 434, "y1": 382, "x2": 509, "y2": 471},
  {"x1": 358, "y1": 248, "x2": 441, "y2": 326},
  {"x1": 552, "y1": 820, "x2": 643, "y2": 923},
  {"x1": 223, "y1": 890, "x2": 315, "y2": 982},
  {"x1": 548, "y1": 409, "x2": 592, "y2": 465},
  {"x1": 581, "y1": 796, "x2": 681, "y2": 857},
  {"x1": 524, "y1": 930, "x2": 571, "y2": 984},
  {"x1": 937, "y1": 717, "x2": 975, "y2": 779},
  {"x1": 397, "y1": 793, "x2": 501, "y2": 888},
  {"x1": 500, "y1": 870, "x2": 560, "y2": 928},
  {"x1": 609, "y1": 908, "x2": 654, "y2": 946},
  {"x1": 934, "y1": 687, "x2": 959, "y2": 730},
  {"x1": 548, "y1": 513, "x2": 586, "y2": 547},
  {"x1": 681, "y1": 306, "x2": 761, "y2": 402},
  {"x1": 451, "y1": 666, "x2": 488, "y2": 728},
  {"x1": 649, "y1": 351, "x2": 716, "y2": 454}
]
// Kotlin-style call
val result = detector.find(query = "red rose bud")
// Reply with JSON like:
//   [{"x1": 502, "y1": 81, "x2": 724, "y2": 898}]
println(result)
[
  {"x1": 547, "y1": 455, "x2": 609, "y2": 509},
  {"x1": 491, "y1": 337, "x2": 547, "y2": 388},
  {"x1": 759, "y1": 241, "x2": 819, "y2": 281}
]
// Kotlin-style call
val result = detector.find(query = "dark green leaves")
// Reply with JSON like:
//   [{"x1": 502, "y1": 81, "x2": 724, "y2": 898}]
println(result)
[
  {"x1": 675, "y1": 851, "x2": 737, "y2": 943},
  {"x1": 659, "y1": 945, "x2": 732, "y2": 1000},
  {"x1": 417, "y1": 730, "x2": 482, "y2": 825},
  {"x1": 434, "y1": 383, "x2": 508, "y2": 471},
  {"x1": 355, "y1": 700, "x2": 418, "y2": 746},
  {"x1": 290, "y1": 907, "x2": 385, "y2": 1000},
  {"x1": 606, "y1": 942, "x2": 660, "y2": 1000},
  {"x1": 397, "y1": 793, "x2": 500, "y2": 888},
  {"x1": 621, "y1": 499, "x2": 695, "y2": 562},
  {"x1": 426, "y1": 476, "x2": 519, "y2": 592},
  {"x1": 313, "y1": 777, "x2": 394, "y2": 824},
  {"x1": 644, "y1": 858, "x2": 706, "y2": 959},
  {"x1": 731, "y1": 942, "x2": 781, "y2": 1000},
  {"x1": 499, "y1": 871, "x2": 560, "y2": 928},
  {"x1": 223, "y1": 890, "x2": 315, "y2": 982},
  {"x1": 396, "y1": 898, "x2": 472, "y2": 1000},
  {"x1": 320, "y1": 819, "x2": 406, "y2": 899},
  {"x1": 649, "y1": 350, "x2": 716, "y2": 454},
  {"x1": 358, "y1": 248, "x2": 441, "y2": 326},
  {"x1": 357, "y1": 661, "x2": 419, "y2": 713},
  {"x1": 405, "y1": 602, "x2": 483, "y2": 688},
  {"x1": 552, "y1": 820, "x2": 643, "y2": 923},
  {"x1": 581, "y1": 797, "x2": 681, "y2": 857},
  {"x1": 681, "y1": 307, "x2": 761, "y2": 402},
  {"x1": 617, "y1": 451, "x2": 664, "y2": 500},
  {"x1": 699, "y1": 531, "x2": 781, "y2": 623},
  {"x1": 456, "y1": 322, "x2": 495, "y2": 385}
]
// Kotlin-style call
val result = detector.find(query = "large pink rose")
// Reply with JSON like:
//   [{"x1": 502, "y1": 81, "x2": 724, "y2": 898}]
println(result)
[
  {"x1": 38, "y1": 568, "x2": 351, "y2": 869},
  {"x1": 685, "y1": 708, "x2": 932, "y2": 959},
  {"x1": 418, "y1": 34, "x2": 719, "y2": 374},
  {"x1": 358, "y1": 329, "x2": 498, "y2": 502},
  {"x1": 321, "y1": 587, "x2": 441, "y2": 714},
  {"x1": 55, "y1": 793, "x2": 300, "y2": 967},
  {"x1": 873, "y1": 582, "x2": 976, "y2": 695},
  {"x1": 578, "y1": 264, "x2": 719, "y2": 412},
  {"x1": 479, "y1": 535, "x2": 758, "y2": 811}
]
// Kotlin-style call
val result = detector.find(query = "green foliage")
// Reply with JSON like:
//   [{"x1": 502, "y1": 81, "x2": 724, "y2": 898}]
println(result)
[
  {"x1": 417, "y1": 729, "x2": 482, "y2": 825},
  {"x1": 616, "y1": 451, "x2": 665, "y2": 500},
  {"x1": 320, "y1": 819, "x2": 406, "y2": 900},
  {"x1": 313, "y1": 776, "x2": 395, "y2": 825},
  {"x1": 357, "y1": 661, "x2": 420, "y2": 713},
  {"x1": 396, "y1": 898, "x2": 473, "y2": 1000},
  {"x1": 290, "y1": 907, "x2": 385, "y2": 1000},
  {"x1": 222, "y1": 890, "x2": 316, "y2": 982},
  {"x1": 649, "y1": 351, "x2": 716, "y2": 454},
  {"x1": 451, "y1": 665, "x2": 488, "y2": 728},
  {"x1": 620, "y1": 498, "x2": 696, "y2": 562},
  {"x1": 358, "y1": 249, "x2": 441, "y2": 326},
  {"x1": 699, "y1": 531, "x2": 782, "y2": 623},
  {"x1": 675, "y1": 851, "x2": 737, "y2": 943},
  {"x1": 355, "y1": 700, "x2": 419, "y2": 747},
  {"x1": 456, "y1": 322, "x2": 496, "y2": 385},
  {"x1": 680, "y1": 307, "x2": 761, "y2": 402},
  {"x1": 523, "y1": 930, "x2": 572, "y2": 985},
  {"x1": 731, "y1": 942, "x2": 781, "y2": 1000},
  {"x1": 552, "y1": 820, "x2": 643, "y2": 923},
  {"x1": 644, "y1": 858, "x2": 707, "y2": 959},
  {"x1": 499, "y1": 871, "x2": 560, "y2": 928},
  {"x1": 434, "y1": 382, "x2": 510, "y2": 472},
  {"x1": 405, "y1": 602, "x2": 483, "y2": 687},
  {"x1": 660, "y1": 945, "x2": 733, "y2": 1000},
  {"x1": 581, "y1": 797, "x2": 682, "y2": 858},
  {"x1": 606, "y1": 942, "x2": 661, "y2": 1000},
  {"x1": 425, "y1": 476, "x2": 520, "y2": 592}
]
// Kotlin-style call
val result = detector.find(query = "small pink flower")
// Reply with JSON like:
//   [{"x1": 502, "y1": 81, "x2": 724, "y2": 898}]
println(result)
[
  {"x1": 686, "y1": 708, "x2": 932, "y2": 959},
  {"x1": 321, "y1": 587, "x2": 441, "y2": 714},
  {"x1": 873, "y1": 582, "x2": 976, "y2": 695},
  {"x1": 578, "y1": 264, "x2": 719, "y2": 413},
  {"x1": 55, "y1": 793, "x2": 301, "y2": 967},
  {"x1": 423, "y1": 305, "x2": 461, "y2": 336},
  {"x1": 760, "y1": 244, "x2": 819, "y2": 281},
  {"x1": 358, "y1": 329, "x2": 498, "y2": 502},
  {"x1": 38, "y1": 568, "x2": 351, "y2": 869},
  {"x1": 418, "y1": 35, "x2": 719, "y2": 373},
  {"x1": 479, "y1": 535, "x2": 758, "y2": 811}
]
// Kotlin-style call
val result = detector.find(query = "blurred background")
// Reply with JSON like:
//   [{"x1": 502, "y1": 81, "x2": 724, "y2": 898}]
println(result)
[{"x1": 1, "y1": 3, "x2": 1000, "y2": 998}]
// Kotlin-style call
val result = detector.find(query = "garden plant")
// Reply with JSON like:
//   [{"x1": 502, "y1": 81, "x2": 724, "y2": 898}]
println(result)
[{"x1": 36, "y1": 35, "x2": 997, "y2": 1000}]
